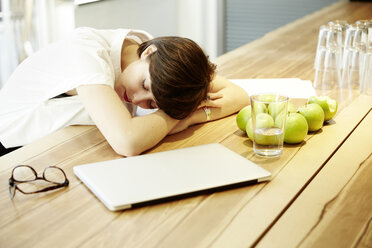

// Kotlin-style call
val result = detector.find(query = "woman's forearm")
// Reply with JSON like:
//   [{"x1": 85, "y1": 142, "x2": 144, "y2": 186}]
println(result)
[
  {"x1": 190, "y1": 76, "x2": 250, "y2": 125},
  {"x1": 77, "y1": 84, "x2": 179, "y2": 156},
  {"x1": 123, "y1": 110, "x2": 179, "y2": 155}
]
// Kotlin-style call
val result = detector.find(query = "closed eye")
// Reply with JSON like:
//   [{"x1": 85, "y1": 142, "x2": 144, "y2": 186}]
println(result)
[{"x1": 142, "y1": 80, "x2": 148, "y2": 91}]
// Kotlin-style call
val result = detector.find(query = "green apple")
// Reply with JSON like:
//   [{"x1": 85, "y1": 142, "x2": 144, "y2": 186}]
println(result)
[
  {"x1": 246, "y1": 118, "x2": 254, "y2": 140},
  {"x1": 288, "y1": 102, "x2": 296, "y2": 113},
  {"x1": 246, "y1": 113, "x2": 274, "y2": 141},
  {"x1": 247, "y1": 113, "x2": 281, "y2": 145},
  {"x1": 268, "y1": 102, "x2": 287, "y2": 120},
  {"x1": 258, "y1": 94, "x2": 276, "y2": 102},
  {"x1": 255, "y1": 113, "x2": 275, "y2": 128},
  {"x1": 307, "y1": 96, "x2": 338, "y2": 121},
  {"x1": 268, "y1": 102, "x2": 295, "y2": 120},
  {"x1": 274, "y1": 112, "x2": 286, "y2": 129},
  {"x1": 298, "y1": 103, "x2": 325, "y2": 132},
  {"x1": 236, "y1": 106, "x2": 252, "y2": 132},
  {"x1": 252, "y1": 102, "x2": 267, "y2": 115},
  {"x1": 282, "y1": 113, "x2": 308, "y2": 144}
]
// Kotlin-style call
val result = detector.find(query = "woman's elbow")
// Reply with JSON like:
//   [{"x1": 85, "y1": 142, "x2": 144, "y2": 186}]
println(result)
[
  {"x1": 114, "y1": 147, "x2": 140, "y2": 157},
  {"x1": 110, "y1": 138, "x2": 143, "y2": 157}
]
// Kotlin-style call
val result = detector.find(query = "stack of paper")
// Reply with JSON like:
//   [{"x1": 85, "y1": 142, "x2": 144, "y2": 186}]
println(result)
[{"x1": 230, "y1": 78, "x2": 316, "y2": 99}]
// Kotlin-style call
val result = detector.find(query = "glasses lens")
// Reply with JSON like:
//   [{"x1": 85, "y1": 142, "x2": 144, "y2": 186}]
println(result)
[
  {"x1": 43, "y1": 167, "x2": 66, "y2": 184},
  {"x1": 16, "y1": 181, "x2": 41, "y2": 194},
  {"x1": 13, "y1": 166, "x2": 37, "y2": 182}
]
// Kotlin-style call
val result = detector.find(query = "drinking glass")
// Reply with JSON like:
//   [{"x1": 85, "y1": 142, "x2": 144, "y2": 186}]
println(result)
[
  {"x1": 328, "y1": 20, "x2": 349, "y2": 63},
  {"x1": 356, "y1": 20, "x2": 372, "y2": 25},
  {"x1": 250, "y1": 94, "x2": 288, "y2": 157},
  {"x1": 314, "y1": 25, "x2": 342, "y2": 94},
  {"x1": 360, "y1": 50, "x2": 372, "y2": 95},
  {"x1": 341, "y1": 24, "x2": 368, "y2": 89}
]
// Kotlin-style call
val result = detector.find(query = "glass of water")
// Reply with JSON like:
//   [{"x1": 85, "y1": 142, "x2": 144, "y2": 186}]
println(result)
[{"x1": 250, "y1": 94, "x2": 288, "y2": 157}]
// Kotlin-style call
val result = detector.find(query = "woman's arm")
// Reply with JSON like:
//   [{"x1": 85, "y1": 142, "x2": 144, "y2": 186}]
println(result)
[
  {"x1": 203, "y1": 75, "x2": 250, "y2": 118},
  {"x1": 170, "y1": 75, "x2": 249, "y2": 134},
  {"x1": 77, "y1": 84, "x2": 179, "y2": 156}
]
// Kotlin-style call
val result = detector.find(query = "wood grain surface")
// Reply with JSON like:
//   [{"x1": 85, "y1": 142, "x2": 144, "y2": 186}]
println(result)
[
  {"x1": 0, "y1": 2, "x2": 372, "y2": 248},
  {"x1": 257, "y1": 110, "x2": 372, "y2": 248}
]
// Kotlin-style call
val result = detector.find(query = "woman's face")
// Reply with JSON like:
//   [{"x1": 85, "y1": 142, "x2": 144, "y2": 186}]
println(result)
[{"x1": 114, "y1": 53, "x2": 158, "y2": 109}]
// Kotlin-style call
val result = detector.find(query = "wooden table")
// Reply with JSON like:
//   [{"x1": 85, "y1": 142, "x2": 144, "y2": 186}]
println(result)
[{"x1": 1, "y1": 2, "x2": 371, "y2": 247}]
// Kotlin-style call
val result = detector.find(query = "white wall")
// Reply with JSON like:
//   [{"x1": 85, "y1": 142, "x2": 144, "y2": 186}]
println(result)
[
  {"x1": 225, "y1": 0, "x2": 341, "y2": 52},
  {"x1": 0, "y1": 0, "x2": 75, "y2": 88},
  {"x1": 74, "y1": 0, "x2": 224, "y2": 59},
  {"x1": 176, "y1": 0, "x2": 224, "y2": 59}
]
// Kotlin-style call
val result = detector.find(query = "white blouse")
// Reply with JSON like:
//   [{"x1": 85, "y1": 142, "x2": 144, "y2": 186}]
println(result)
[{"x1": 0, "y1": 27, "x2": 153, "y2": 148}]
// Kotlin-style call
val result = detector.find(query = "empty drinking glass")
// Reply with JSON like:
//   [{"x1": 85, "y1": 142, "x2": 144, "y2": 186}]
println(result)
[
  {"x1": 314, "y1": 25, "x2": 342, "y2": 94},
  {"x1": 341, "y1": 23, "x2": 368, "y2": 89},
  {"x1": 360, "y1": 50, "x2": 372, "y2": 95},
  {"x1": 328, "y1": 20, "x2": 349, "y2": 63}
]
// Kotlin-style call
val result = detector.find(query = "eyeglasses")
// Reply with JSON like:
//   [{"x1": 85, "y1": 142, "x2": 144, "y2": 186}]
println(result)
[{"x1": 8, "y1": 165, "x2": 69, "y2": 198}]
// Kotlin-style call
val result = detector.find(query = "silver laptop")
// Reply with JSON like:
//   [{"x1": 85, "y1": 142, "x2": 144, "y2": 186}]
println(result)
[{"x1": 73, "y1": 143, "x2": 271, "y2": 211}]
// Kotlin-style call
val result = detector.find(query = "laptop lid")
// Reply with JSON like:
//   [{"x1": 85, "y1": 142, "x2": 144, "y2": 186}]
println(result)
[{"x1": 73, "y1": 143, "x2": 271, "y2": 211}]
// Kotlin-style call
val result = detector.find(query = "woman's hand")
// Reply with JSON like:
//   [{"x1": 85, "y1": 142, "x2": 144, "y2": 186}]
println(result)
[
  {"x1": 197, "y1": 92, "x2": 224, "y2": 108},
  {"x1": 169, "y1": 92, "x2": 224, "y2": 134}
]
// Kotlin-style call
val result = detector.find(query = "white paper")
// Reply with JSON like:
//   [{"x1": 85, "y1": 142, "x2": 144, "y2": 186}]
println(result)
[{"x1": 230, "y1": 78, "x2": 317, "y2": 99}]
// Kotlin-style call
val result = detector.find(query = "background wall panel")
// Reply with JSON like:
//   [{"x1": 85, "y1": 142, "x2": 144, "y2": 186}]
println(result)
[{"x1": 225, "y1": 0, "x2": 341, "y2": 52}]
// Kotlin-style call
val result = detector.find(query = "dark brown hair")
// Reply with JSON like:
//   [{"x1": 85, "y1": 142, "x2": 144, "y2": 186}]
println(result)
[{"x1": 137, "y1": 37, "x2": 216, "y2": 119}]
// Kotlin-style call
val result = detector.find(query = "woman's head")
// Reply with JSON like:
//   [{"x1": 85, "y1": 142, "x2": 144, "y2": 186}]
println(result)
[{"x1": 137, "y1": 37, "x2": 216, "y2": 119}]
